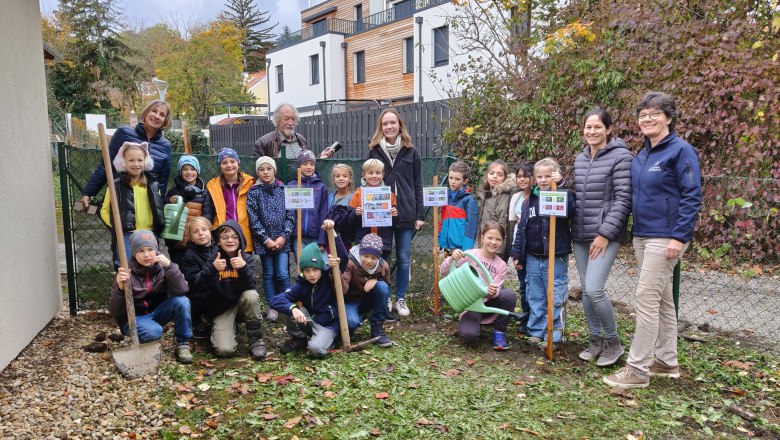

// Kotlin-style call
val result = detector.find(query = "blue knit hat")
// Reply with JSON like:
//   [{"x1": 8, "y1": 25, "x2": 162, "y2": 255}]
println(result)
[
  {"x1": 299, "y1": 242, "x2": 325, "y2": 271},
  {"x1": 177, "y1": 155, "x2": 200, "y2": 175},
  {"x1": 217, "y1": 148, "x2": 240, "y2": 164}
]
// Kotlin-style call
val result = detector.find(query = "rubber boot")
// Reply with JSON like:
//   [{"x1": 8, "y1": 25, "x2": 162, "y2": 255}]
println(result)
[{"x1": 245, "y1": 319, "x2": 267, "y2": 361}]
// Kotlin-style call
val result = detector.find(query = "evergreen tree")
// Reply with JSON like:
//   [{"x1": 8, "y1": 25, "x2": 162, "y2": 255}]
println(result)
[{"x1": 220, "y1": 0, "x2": 277, "y2": 72}]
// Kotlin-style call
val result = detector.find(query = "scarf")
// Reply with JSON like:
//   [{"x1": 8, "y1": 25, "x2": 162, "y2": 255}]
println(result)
[{"x1": 379, "y1": 137, "x2": 403, "y2": 166}]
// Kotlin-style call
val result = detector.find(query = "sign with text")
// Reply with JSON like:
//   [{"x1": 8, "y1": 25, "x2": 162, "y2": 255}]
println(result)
[
  {"x1": 361, "y1": 186, "x2": 393, "y2": 227},
  {"x1": 423, "y1": 186, "x2": 448, "y2": 207},
  {"x1": 284, "y1": 187, "x2": 314, "y2": 209},
  {"x1": 538, "y1": 190, "x2": 568, "y2": 217}
]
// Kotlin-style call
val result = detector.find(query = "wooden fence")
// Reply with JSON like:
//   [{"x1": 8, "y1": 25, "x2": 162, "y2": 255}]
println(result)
[{"x1": 209, "y1": 100, "x2": 451, "y2": 158}]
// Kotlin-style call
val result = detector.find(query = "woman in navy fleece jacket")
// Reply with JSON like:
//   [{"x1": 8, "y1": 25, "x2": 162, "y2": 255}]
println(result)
[{"x1": 603, "y1": 92, "x2": 702, "y2": 390}]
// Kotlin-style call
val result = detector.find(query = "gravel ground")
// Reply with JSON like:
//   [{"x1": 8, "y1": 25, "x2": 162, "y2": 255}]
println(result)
[{"x1": 0, "y1": 307, "x2": 176, "y2": 439}]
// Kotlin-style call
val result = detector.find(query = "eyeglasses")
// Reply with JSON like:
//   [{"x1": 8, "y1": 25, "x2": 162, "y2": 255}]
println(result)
[
  {"x1": 638, "y1": 111, "x2": 664, "y2": 121},
  {"x1": 220, "y1": 235, "x2": 240, "y2": 242}
]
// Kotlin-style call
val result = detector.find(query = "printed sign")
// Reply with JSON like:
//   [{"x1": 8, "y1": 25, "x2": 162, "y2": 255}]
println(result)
[
  {"x1": 423, "y1": 186, "x2": 448, "y2": 207},
  {"x1": 538, "y1": 190, "x2": 568, "y2": 217},
  {"x1": 284, "y1": 187, "x2": 314, "y2": 209},
  {"x1": 361, "y1": 186, "x2": 393, "y2": 227}
]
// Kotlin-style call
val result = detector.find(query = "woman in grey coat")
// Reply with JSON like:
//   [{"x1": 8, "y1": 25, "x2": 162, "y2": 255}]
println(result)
[{"x1": 572, "y1": 108, "x2": 633, "y2": 367}]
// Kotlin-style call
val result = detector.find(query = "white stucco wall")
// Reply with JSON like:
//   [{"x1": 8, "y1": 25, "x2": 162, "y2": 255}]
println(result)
[
  {"x1": 0, "y1": 2, "x2": 63, "y2": 371},
  {"x1": 267, "y1": 34, "x2": 347, "y2": 113}
]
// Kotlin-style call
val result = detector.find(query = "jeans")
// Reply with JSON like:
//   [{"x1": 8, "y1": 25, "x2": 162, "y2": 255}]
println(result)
[
  {"x1": 393, "y1": 227, "x2": 414, "y2": 300},
  {"x1": 525, "y1": 254, "x2": 569, "y2": 342},
  {"x1": 459, "y1": 287, "x2": 517, "y2": 341},
  {"x1": 627, "y1": 237, "x2": 689, "y2": 374},
  {"x1": 516, "y1": 265, "x2": 529, "y2": 332},
  {"x1": 344, "y1": 280, "x2": 391, "y2": 331},
  {"x1": 211, "y1": 290, "x2": 263, "y2": 357},
  {"x1": 572, "y1": 240, "x2": 621, "y2": 339},
  {"x1": 112, "y1": 232, "x2": 133, "y2": 270},
  {"x1": 283, "y1": 306, "x2": 338, "y2": 358},
  {"x1": 260, "y1": 252, "x2": 291, "y2": 302},
  {"x1": 121, "y1": 296, "x2": 191, "y2": 344}
]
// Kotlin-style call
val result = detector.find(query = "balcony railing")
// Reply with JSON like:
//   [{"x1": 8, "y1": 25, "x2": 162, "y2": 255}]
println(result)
[{"x1": 271, "y1": 0, "x2": 449, "y2": 51}]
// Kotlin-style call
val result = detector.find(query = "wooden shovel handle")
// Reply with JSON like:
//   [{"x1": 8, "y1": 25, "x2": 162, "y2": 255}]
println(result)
[
  {"x1": 325, "y1": 228, "x2": 351, "y2": 351},
  {"x1": 99, "y1": 124, "x2": 139, "y2": 346}
]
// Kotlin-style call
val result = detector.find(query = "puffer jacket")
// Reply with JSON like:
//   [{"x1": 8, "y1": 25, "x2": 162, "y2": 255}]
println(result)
[
  {"x1": 203, "y1": 173, "x2": 255, "y2": 252},
  {"x1": 165, "y1": 175, "x2": 207, "y2": 218},
  {"x1": 83, "y1": 123, "x2": 171, "y2": 199},
  {"x1": 246, "y1": 179, "x2": 295, "y2": 256},
  {"x1": 367, "y1": 145, "x2": 425, "y2": 229},
  {"x1": 572, "y1": 137, "x2": 633, "y2": 242},
  {"x1": 476, "y1": 174, "x2": 517, "y2": 257},
  {"x1": 179, "y1": 241, "x2": 217, "y2": 317},
  {"x1": 108, "y1": 258, "x2": 188, "y2": 327},
  {"x1": 286, "y1": 174, "x2": 329, "y2": 240},
  {"x1": 103, "y1": 172, "x2": 165, "y2": 235}
]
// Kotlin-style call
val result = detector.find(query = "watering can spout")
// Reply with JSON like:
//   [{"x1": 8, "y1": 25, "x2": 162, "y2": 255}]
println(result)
[{"x1": 160, "y1": 197, "x2": 188, "y2": 241}]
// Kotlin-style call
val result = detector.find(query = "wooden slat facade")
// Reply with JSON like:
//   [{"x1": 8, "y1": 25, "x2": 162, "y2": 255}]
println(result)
[{"x1": 301, "y1": 0, "x2": 370, "y2": 26}]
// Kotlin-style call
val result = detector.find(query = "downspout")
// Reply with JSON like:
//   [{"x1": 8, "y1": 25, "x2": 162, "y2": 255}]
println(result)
[{"x1": 415, "y1": 16, "x2": 423, "y2": 103}]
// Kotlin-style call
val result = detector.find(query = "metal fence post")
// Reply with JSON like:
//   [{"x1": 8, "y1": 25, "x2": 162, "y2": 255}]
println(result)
[{"x1": 57, "y1": 142, "x2": 78, "y2": 315}]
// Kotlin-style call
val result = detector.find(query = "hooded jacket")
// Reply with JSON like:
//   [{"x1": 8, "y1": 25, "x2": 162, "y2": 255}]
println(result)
[
  {"x1": 108, "y1": 258, "x2": 188, "y2": 327},
  {"x1": 477, "y1": 174, "x2": 517, "y2": 257},
  {"x1": 203, "y1": 173, "x2": 255, "y2": 252},
  {"x1": 246, "y1": 179, "x2": 295, "y2": 256},
  {"x1": 268, "y1": 234, "x2": 348, "y2": 333},
  {"x1": 367, "y1": 145, "x2": 425, "y2": 229},
  {"x1": 83, "y1": 123, "x2": 171, "y2": 199},
  {"x1": 342, "y1": 245, "x2": 391, "y2": 301},
  {"x1": 165, "y1": 175, "x2": 207, "y2": 218},
  {"x1": 102, "y1": 172, "x2": 165, "y2": 235},
  {"x1": 183, "y1": 220, "x2": 256, "y2": 319},
  {"x1": 631, "y1": 133, "x2": 702, "y2": 243},
  {"x1": 510, "y1": 184, "x2": 576, "y2": 266},
  {"x1": 287, "y1": 173, "x2": 329, "y2": 239},
  {"x1": 572, "y1": 137, "x2": 634, "y2": 242},
  {"x1": 439, "y1": 186, "x2": 479, "y2": 250}
]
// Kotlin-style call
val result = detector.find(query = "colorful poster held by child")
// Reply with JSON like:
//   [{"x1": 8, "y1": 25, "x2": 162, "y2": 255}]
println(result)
[
  {"x1": 361, "y1": 186, "x2": 393, "y2": 227},
  {"x1": 285, "y1": 187, "x2": 315, "y2": 209},
  {"x1": 538, "y1": 190, "x2": 568, "y2": 217},
  {"x1": 423, "y1": 186, "x2": 448, "y2": 207}
]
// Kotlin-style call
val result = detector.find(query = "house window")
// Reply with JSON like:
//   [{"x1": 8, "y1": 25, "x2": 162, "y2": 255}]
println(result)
[
  {"x1": 276, "y1": 65, "x2": 284, "y2": 92},
  {"x1": 403, "y1": 37, "x2": 414, "y2": 74},
  {"x1": 310, "y1": 54, "x2": 320, "y2": 85},
  {"x1": 433, "y1": 25, "x2": 449, "y2": 67},
  {"x1": 354, "y1": 51, "x2": 365, "y2": 84}
]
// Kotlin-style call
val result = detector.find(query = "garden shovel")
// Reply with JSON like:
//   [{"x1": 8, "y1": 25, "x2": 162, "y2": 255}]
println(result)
[{"x1": 99, "y1": 123, "x2": 162, "y2": 379}]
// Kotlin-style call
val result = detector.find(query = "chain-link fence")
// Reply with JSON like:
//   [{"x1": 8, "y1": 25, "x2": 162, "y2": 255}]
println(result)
[{"x1": 56, "y1": 143, "x2": 779, "y2": 346}]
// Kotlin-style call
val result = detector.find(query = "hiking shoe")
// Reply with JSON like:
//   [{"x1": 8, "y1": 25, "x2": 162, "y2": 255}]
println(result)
[
  {"x1": 603, "y1": 367, "x2": 649, "y2": 389},
  {"x1": 370, "y1": 323, "x2": 393, "y2": 348},
  {"x1": 248, "y1": 340, "x2": 267, "y2": 361},
  {"x1": 596, "y1": 337, "x2": 625, "y2": 367},
  {"x1": 492, "y1": 331, "x2": 509, "y2": 351},
  {"x1": 649, "y1": 360, "x2": 681, "y2": 378},
  {"x1": 579, "y1": 336, "x2": 603, "y2": 361},
  {"x1": 266, "y1": 309, "x2": 279, "y2": 323},
  {"x1": 396, "y1": 299, "x2": 410, "y2": 317},
  {"x1": 280, "y1": 337, "x2": 308, "y2": 354},
  {"x1": 176, "y1": 344, "x2": 193, "y2": 364}
]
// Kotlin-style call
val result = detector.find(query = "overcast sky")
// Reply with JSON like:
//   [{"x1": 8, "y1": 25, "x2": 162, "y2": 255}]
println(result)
[{"x1": 39, "y1": 0, "x2": 327, "y2": 35}]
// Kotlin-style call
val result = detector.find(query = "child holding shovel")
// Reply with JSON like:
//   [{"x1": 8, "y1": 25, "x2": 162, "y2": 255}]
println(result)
[
  {"x1": 440, "y1": 222, "x2": 517, "y2": 351},
  {"x1": 108, "y1": 230, "x2": 192, "y2": 364},
  {"x1": 269, "y1": 220, "x2": 348, "y2": 358}
]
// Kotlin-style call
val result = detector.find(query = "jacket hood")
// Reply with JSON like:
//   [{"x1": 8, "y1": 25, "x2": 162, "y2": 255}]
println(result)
[
  {"x1": 581, "y1": 136, "x2": 629, "y2": 158},
  {"x1": 173, "y1": 175, "x2": 205, "y2": 191},
  {"x1": 301, "y1": 174, "x2": 323, "y2": 185},
  {"x1": 479, "y1": 173, "x2": 517, "y2": 198},
  {"x1": 216, "y1": 219, "x2": 247, "y2": 251},
  {"x1": 253, "y1": 178, "x2": 283, "y2": 189},
  {"x1": 449, "y1": 186, "x2": 472, "y2": 203},
  {"x1": 348, "y1": 245, "x2": 382, "y2": 274}
]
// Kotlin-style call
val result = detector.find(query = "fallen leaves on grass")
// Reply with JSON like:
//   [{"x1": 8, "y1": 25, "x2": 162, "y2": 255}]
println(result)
[
  {"x1": 197, "y1": 383, "x2": 210, "y2": 392},
  {"x1": 723, "y1": 360, "x2": 754, "y2": 370},
  {"x1": 274, "y1": 373, "x2": 297, "y2": 385},
  {"x1": 229, "y1": 382, "x2": 252, "y2": 395},
  {"x1": 626, "y1": 431, "x2": 644, "y2": 440},
  {"x1": 556, "y1": 411, "x2": 577, "y2": 419},
  {"x1": 407, "y1": 382, "x2": 419, "y2": 389},
  {"x1": 256, "y1": 372, "x2": 272, "y2": 383},
  {"x1": 314, "y1": 379, "x2": 333, "y2": 388},
  {"x1": 263, "y1": 413, "x2": 280, "y2": 420},
  {"x1": 416, "y1": 417, "x2": 449, "y2": 432},
  {"x1": 370, "y1": 427, "x2": 381, "y2": 436},
  {"x1": 205, "y1": 419, "x2": 218, "y2": 429},
  {"x1": 284, "y1": 416, "x2": 302, "y2": 429},
  {"x1": 466, "y1": 359, "x2": 476, "y2": 366},
  {"x1": 375, "y1": 392, "x2": 390, "y2": 399},
  {"x1": 380, "y1": 363, "x2": 395, "y2": 373},
  {"x1": 609, "y1": 387, "x2": 633, "y2": 398},
  {"x1": 179, "y1": 425, "x2": 192, "y2": 435},
  {"x1": 323, "y1": 391, "x2": 336, "y2": 398},
  {"x1": 443, "y1": 369, "x2": 461, "y2": 377},
  {"x1": 517, "y1": 427, "x2": 540, "y2": 436}
]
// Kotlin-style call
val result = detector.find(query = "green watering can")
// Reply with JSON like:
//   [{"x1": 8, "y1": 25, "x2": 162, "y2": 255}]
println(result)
[
  {"x1": 160, "y1": 197, "x2": 189, "y2": 241},
  {"x1": 438, "y1": 253, "x2": 524, "y2": 320}
]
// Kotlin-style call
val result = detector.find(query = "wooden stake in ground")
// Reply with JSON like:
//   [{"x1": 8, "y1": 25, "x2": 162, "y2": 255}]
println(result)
[
  {"x1": 297, "y1": 167, "x2": 302, "y2": 271},
  {"x1": 99, "y1": 123, "x2": 161, "y2": 378},
  {"x1": 432, "y1": 175, "x2": 440, "y2": 315},
  {"x1": 182, "y1": 121, "x2": 191, "y2": 154},
  {"x1": 546, "y1": 181, "x2": 557, "y2": 360}
]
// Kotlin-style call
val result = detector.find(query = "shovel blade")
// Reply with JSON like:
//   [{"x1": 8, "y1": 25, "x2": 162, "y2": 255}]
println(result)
[{"x1": 112, "y1": 342, "x2": 162, "y2": 379}]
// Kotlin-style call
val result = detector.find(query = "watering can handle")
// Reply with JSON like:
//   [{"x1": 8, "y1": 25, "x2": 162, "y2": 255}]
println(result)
[
  {"x1": 454, "y1": 253, "x2": 494, "y2": 286},
  {"x1": 172, "y1": 197, "x2": 186, "y2": 227}
]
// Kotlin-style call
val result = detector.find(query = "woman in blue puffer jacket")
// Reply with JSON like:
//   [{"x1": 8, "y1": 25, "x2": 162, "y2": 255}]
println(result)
[{"x1": 80, "y1": 99, "x2": 173, "y2": 207}]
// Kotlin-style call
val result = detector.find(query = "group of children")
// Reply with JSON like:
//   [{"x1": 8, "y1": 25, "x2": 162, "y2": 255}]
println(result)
[{"x1": 104, "y1": 142, "x2": 399, "y2": 363}]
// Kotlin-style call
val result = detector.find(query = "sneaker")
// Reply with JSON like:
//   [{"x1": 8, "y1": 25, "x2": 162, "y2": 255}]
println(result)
[
  {"x1": 396, "y1": 299, "x2": 410, "y2": 317},
  {"x1": 596, "y1": 337, "x2": 625, "y2": 367},
  {"x1": 176, "y1": 344, "x2": 193, "y2": 364},
  {"x1": 649, "y1": 360, "x2": 681, "y2": 378},
  {"x1": 492, "y1": 331, "x2": 509, "y2": 351},
  {"x1": 370, "y1": 323, "x2": 393, "y2": 348},
  {"x1": 603, "y1": 367, "x2": 649, "y2": 389},
  {"x1": 579, "y1": 336, "x2": 603, "y2": 361},
  {"x1": 266, "y1": 309, "x2": 279, "y2": 323},
  {"x1": 280, "y1": 337, "x2": 307, "y2": 354}
]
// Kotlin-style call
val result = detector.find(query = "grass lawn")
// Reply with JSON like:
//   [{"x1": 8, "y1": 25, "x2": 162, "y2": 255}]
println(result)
[{"x1": 156, "y1": 301, "x2": 780, "y2": 439}]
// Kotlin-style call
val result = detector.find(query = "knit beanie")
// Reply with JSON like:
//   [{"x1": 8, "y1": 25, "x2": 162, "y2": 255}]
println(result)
[
  {"x1": 255, "y1": 156, "x2": 277, "y2": 173},
  {"x1": 296, "y1": 150, "x2": 316, "y2": 168},
  {"x1": 113, "y1": 142, "x2": 153, "y2": 172},
  {"x1": 129, "y1": 230, "x2": 158, "y2": 256},
  {"x1": 177, "y1": 155, "x2": 201, "y2": 175},
  {"x1": 359, "y1": 234, "x2": 383, "y2": 258},
  {"x1": 217, "y1": 148, "x2": 240, "y2": 164},
  {"x1": 299, "y1": 242, "x2": 325, "y2": 271}
]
